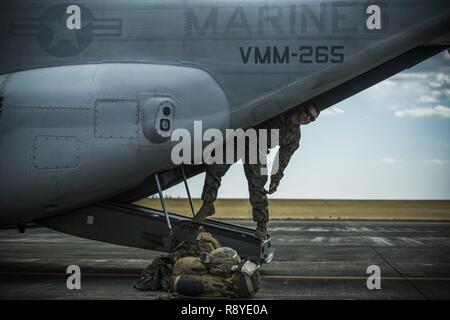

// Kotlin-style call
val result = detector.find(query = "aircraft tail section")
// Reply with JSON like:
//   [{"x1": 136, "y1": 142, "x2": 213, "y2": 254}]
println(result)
[{"x1": 233, "y1": 10, "x2": 450, "y2": 128}]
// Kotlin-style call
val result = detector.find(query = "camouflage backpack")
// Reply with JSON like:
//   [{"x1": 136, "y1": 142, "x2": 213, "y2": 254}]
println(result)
[
  {"x1": 133, "y1": 228, "x2": 221, "y2": 291},
  {"x1": 170, "y1": 247, "x2": 261, "y2": 299}
]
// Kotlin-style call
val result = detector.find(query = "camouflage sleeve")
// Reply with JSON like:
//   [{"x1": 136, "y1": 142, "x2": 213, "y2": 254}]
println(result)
[{"x1": 272, "y1": 127, "x2": 300, "y2": 182}]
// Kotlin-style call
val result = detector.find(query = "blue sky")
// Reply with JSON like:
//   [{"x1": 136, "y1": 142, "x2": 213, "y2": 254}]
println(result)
[{"x1": 165, "y1": 50, "x2": 450, "y2": 200}]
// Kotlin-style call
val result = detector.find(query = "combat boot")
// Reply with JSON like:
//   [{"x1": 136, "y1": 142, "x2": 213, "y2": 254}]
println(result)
[
  {"x1": 255, "y1": 222, "x2": 268, "y2": 240},
  {"x1": 193, "y1": 203, "x2": 215, "y2": 223}
]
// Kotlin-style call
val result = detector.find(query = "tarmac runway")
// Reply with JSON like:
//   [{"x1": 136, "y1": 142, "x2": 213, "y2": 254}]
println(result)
[{"x1": 0, "y1": 220, "x2": 449, "y2": 300}]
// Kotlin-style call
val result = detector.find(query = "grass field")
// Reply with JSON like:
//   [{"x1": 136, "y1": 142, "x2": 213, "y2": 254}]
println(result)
[{"x1": 135, "y1": 198, "x2": 450, "y2": 221}]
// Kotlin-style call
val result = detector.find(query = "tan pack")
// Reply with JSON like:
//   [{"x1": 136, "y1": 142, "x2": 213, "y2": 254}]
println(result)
[
  {"x1": 171, "y1": 256, "x2": 261, "y2": 299},
  {"x1": 196, "y1": 229, "x2": 221, "y2": 253}
]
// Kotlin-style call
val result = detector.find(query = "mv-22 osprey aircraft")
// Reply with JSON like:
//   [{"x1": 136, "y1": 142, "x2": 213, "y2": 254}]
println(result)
[{"x1": 0, "y1": 0, "x2": 449, "y2": 263}]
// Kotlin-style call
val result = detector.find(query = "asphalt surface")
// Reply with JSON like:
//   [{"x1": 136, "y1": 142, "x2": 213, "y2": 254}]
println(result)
[{"x1": 0, "y1": 220, "x2": 449, "y2": 300}]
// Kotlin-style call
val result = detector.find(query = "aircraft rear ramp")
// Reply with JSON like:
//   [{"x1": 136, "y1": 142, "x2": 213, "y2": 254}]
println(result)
[{"x1": 40, "y1": 201, "x2": 274, "y2": 264}]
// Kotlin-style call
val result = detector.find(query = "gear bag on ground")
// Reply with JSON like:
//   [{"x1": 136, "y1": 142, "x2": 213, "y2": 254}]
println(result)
[{"x1": 134, "y1": 227, "x2": 261, "y2": 298}]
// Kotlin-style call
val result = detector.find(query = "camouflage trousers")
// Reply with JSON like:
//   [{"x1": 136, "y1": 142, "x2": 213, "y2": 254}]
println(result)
[{"x1": 201, "y1": 162, "x2": 269, "y2": 223}]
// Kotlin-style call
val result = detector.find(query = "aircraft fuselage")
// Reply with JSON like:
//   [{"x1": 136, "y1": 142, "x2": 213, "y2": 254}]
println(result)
[{"x1": 0, "y1": 0, "x2": 449, "y2": 224}]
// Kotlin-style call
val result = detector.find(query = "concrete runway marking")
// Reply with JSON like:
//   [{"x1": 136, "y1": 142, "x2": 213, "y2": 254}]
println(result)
[
  {"x1": 262, "y1": 275, "x2": 450, "y2": 281},
  {"x1": 1, "y1": 272, "x2": 450, "y2": 282}
]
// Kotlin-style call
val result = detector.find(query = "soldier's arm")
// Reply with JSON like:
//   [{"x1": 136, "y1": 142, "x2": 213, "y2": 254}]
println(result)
[{"x1": 271, "y1": 129, "x2": 300, "y2": 183}]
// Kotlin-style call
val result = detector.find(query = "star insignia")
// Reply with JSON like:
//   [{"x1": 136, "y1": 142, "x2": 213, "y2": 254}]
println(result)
[{"x1": 44, "y1": 15, "x2": 90, "y2": 49}]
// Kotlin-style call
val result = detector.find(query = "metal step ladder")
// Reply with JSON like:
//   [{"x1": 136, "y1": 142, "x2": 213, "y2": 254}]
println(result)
[{"x1": 41, "y1": 166, "x2": 274, "y2": 264}]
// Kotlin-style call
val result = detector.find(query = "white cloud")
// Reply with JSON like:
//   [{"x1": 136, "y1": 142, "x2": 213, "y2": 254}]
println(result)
[
  {"x1": 394, "y1": 105, "x2": 450, "y2": 118},
  {"x1": 436, "y1": 73, "x2": 450, "y2": 84},
  {"x1": 429, "y1": 81, "x2": 442, "y2": 88},
  {"x1": 419, "y1": 90, "x2": 446, "y2": 103},
  {"x1": 444, "y1": 89, "x2": 450, "y2": 99},
  {"x1": 419, "y1": 95, "x2": 438, "y2": 103},
  {"x1": 322, "y1": 107, "x2": 345, "y2": 116},
  {"x1": 378, "y1": 158, "x2": 398, "y2": 164},
  {"x1": 368, "y1": 55, "x2": 449, "y2": 114},
  {"x1": 435, "y1": 105, "x2": 450, "y2": 117},
  {"x1": 431, "y1": 90, "x2": 444, "y2": 99},
  {"x1": 424, "y1": 159, "x2": 449, "y2": 165},
  {"x1": 394, "y1": 108, "x2": 434, "y2": 118},
  {"x1": 393, "y1": 73, "x2": 428, "y2": 81},
  {"x1": 374, "y1": 80, "x2": 397, "y2": 88},
  {"x1": 443, "y1": 51, "x2": 450, "y2": 60},
  {"x1": 388, "y1": 70, "x2": 449, "y2": 93},
  {"x1": 369, "y1": 81, "x2": 398, "y2": 101}
]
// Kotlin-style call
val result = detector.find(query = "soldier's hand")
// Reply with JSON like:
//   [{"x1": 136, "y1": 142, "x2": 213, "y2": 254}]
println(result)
[{"x1": 267, "y1": 177, "x2": 280, "y2": 194}]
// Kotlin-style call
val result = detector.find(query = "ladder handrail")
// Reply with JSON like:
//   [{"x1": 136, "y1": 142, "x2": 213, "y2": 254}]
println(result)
[
  {"x1": 181, "y1": 166, "x2": 196, "y2": 217},
  {"x1": 155, "y1": 173, "x2": 172, "y2": 234}
]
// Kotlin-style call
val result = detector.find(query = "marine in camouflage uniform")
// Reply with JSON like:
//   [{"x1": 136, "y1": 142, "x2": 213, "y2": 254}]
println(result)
[{"x1": 194, "y1": 105, "x2": 320, "y2": 239}]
